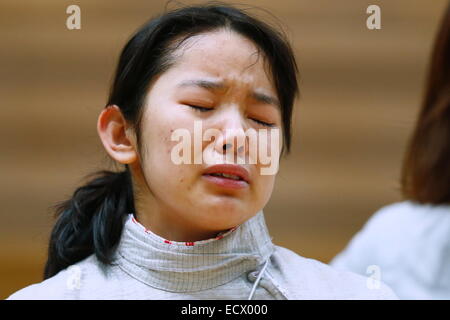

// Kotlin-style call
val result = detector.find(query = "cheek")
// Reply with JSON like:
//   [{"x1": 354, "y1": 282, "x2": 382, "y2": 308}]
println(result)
[
  {"x1": 249, "y1": 173, "x2": 275, "y2": 211},
  {"x1": 139, "y1": 112, "x2": 199, "y2": 186},
  {"x1": 146, "y1": 127, "x2": 187, "y2": 172},
  {"x1": 264, "y1": 128, "x2": 282, "y2": 156},
  {"x1": 142, "y1": 104, "x2": 191, "y2": 158},
  {"x1": 259, "y1": 174, "x2": 276, "y2": 197},
  {"x1": 140, "y1": 131, "x2": 193, "y2": 199}
]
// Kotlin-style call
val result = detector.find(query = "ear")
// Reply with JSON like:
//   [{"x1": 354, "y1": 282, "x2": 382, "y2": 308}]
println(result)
[{"x1": 97, "y1": 105, "x2": 138, "y2": 164}]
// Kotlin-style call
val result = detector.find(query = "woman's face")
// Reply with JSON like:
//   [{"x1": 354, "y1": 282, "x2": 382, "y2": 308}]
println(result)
[{"x1": 131, "y1": 29, "x2": 283, "y2": 241}]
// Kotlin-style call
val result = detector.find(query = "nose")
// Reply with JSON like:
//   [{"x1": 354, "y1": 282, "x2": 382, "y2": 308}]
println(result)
[{"x1": 213, "y1": 109, "x2": 248, "y2": 159}]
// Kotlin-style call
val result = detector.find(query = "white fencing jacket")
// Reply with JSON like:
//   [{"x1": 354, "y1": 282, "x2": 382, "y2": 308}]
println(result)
[
  {"x1": 8, "y1": 212, "x2": 397, "y2": 300},
  {"x1": 331, "y1": 201, "x2": 450, "y2": 299}
]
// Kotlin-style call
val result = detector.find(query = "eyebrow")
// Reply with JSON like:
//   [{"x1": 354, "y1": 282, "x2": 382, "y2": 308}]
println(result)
[{"x1": 177, "y1": 79, "x2": 280, "y2": 108}]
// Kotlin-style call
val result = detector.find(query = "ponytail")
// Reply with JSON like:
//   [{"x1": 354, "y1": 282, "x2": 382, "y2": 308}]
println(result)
[{"x1": 43, "y1": 168, "x2": 135, "y2": 279}]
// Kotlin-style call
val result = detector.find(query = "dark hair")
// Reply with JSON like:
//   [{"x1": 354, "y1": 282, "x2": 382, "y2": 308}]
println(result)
[
  {"x1": 44, "y1": 2, "x2": 299, "y2": 279},
  {"x1": 401, "y1": 3, "x2": 450, "y2": 204}
]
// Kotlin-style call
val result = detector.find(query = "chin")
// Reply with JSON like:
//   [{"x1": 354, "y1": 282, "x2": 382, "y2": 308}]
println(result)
[
  {"x1": 204, "y1": 194, "x2": 247, "y2": 212},
  {"x1": 200, "y1": 202, "x2": 257, "y2": 227}
]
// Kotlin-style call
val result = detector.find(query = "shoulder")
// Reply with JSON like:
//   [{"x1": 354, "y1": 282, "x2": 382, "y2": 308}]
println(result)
[
  {"x1": 6, "y1": 255, "x2": 106, "y2": 300},
  {"x1": 364, "y1": 200, "x2": 450, "y2": 229},
  {"x1": 362, "y1": 201, "x2": 419, "y2": 232},
  {"x1": 328, "y1": 202, "x2": 418, "y2": 274},
  {"x1": 341, "y1": 201, "x2": 450, "y2": 250},
  {"x1": 271, "y1": 246, "x2": 398, "y2": 299},
  {"x1": 334, "y1": 201, "x2": 427, "y2": 257},
  {"x1": 6, "y1": 267, "x2": 72, "y2": 300}
]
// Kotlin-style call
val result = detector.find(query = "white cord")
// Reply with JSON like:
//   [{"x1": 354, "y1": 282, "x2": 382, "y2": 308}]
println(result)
[{"x1": 247, "y1": 258, "x2": 270, "y2": 300}]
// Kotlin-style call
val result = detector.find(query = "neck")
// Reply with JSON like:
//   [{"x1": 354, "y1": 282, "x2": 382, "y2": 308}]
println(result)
[
  {"x1": 113, "y1": 211, "x2": 275, "y2": 292},
  {"x1": 135, "y1": 206, "x2": 231, "y2": 242}
]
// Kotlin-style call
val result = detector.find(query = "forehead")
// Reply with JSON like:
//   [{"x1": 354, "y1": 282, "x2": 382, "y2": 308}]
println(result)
[{"x1": 168, "y1": 30, "x2": 275, "y2": 92}]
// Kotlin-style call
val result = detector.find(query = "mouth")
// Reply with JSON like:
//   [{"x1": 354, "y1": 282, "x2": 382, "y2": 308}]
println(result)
[
  {"x1": 208, "y1": 172, "x2": 244, "y2": 181},
  {"x1": 202, "y1": 164, "x2": 250, "y2": 189}
]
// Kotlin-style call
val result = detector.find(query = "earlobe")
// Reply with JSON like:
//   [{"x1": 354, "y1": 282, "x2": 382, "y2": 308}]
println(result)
[{"x1": 97, "y1": 105, "x2": 138, "y2": 164}]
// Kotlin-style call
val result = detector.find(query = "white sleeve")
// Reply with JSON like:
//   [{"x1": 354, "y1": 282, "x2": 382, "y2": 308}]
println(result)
[{"x1": 329, "y1": 205, "x2": 395, "y2": 277}]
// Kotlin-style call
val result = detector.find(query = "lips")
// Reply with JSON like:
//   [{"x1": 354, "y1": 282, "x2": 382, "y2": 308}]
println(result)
[
  {"x1": 202, "y1": 164, "x2": 250, "y2": 189},
  {"x1": 203, "y1": 164, "x2": 250, "y2": 183}
]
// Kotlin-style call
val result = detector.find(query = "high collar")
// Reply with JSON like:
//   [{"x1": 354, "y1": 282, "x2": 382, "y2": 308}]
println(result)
[{"x1": 113, "y1": 211, "x2": 275, "y2": 292}]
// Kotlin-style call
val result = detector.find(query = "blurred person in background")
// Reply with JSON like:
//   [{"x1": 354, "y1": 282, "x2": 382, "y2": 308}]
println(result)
[
  {"x1": 331, "y1": 3, "x2": 450, "y2": 299},
  {"x1": 6, "y1": 2, "x2": 397, "y2": 300}
]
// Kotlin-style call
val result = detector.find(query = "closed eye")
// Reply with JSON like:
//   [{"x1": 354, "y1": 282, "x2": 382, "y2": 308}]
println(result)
[
  {"x1": 251, "y1": 118, "x2": 276, "y2": 127},
  {"x1": 187, "y1": 104, "x2": 274, "y2": 127},
  {"x1": 186, "y1": 104, "x2": 213, "y2": 112}
]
